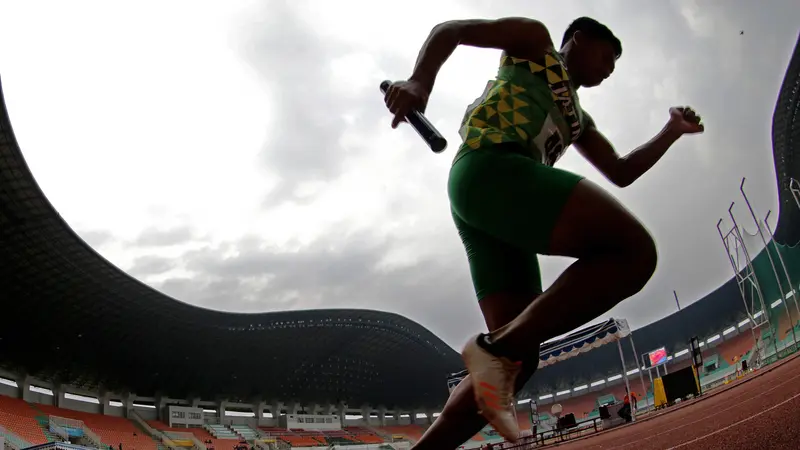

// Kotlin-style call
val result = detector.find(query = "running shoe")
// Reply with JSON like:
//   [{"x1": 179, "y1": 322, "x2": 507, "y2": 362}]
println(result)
[{"x1": 462, "y1": 335, "x2": 521, "y2": 442}]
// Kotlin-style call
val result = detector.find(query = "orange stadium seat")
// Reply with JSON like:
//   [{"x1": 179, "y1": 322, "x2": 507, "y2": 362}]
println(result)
[
  {"x1": 378, "y1": 424, "x2": 425, "y2": 442},
  {"x1": 257, "y1": 427, "x2": 326, "y2": 447},
  {"x1": 318, "y1": 429, "x2": 354, "y2": 445},
  {"x1": 718, "y1": 332, "x2": 756, "y2": 365},
  {"x1": 280, "y1": 435, "x2": 323, "y2": 447},
  {"x1": 517, "y1": 413, "x2": 530, "y2": 430},
  {"x1": 35, "y1": 404, "x2": 156, "y2": 450},
  {"x1": 342, "y1": 426, "x2": 385, "y2": 444},
  {"x1": 0, "y1": 395, "x2": 49, "y2": 445}
]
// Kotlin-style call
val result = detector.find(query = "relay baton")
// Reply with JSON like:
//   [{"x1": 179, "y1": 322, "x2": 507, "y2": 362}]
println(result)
[{"x1": 379, "y1": 80, "x2": 447, "y2": 153}]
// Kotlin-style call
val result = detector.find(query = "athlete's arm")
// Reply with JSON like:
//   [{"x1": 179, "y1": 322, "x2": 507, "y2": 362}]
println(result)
[
  {"x1": 576, "y1": 107, "x2": 703, "y2": 187},
  {"x1": 409, "y1": 18, "x2": 553, "y2": 92},
  {"x1": 575, "y1": 117, "x2": 682, "y2": 188}
]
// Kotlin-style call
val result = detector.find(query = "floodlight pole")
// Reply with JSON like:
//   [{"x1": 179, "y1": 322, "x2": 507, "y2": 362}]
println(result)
[
  {"x1": 628, "y1": 335, "x2": 649, "y2": 412},
  {"x1": 716, "y1": 217, "x2": 768, "y2": 363},
  {"x1": 727, "y1": 203, "x2": 778, "y2": 362},
  {"x1": 642, "y1": 353, "x2": 654, "y2": 394},
  {"x1": 740, "y1": 178, "x2": 799, "y2": 351},
  {"x1": 616, "y1": 339, "x2": 634, "y2": 421}
]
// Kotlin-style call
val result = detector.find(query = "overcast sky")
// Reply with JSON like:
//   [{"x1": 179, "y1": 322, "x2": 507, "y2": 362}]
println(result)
[{"x1": 1, "y1": 0, "x2": 799, "y2": 349}]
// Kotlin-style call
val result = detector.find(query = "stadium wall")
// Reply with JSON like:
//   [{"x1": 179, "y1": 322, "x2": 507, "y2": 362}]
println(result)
[
  {"x1": 0, "y1": 382, "x2": 15, "y2": 399},
  {"x1": 1, "y1": 370, "x2": 428, "y2": 428}
]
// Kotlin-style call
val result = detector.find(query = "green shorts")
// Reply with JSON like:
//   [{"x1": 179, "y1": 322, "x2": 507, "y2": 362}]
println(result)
[{"x1": 448, "y1": 143, "x2": 583, "y2": 301}]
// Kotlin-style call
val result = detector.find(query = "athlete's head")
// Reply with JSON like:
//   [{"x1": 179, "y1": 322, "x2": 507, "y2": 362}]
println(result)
[{"x1": 560, "y1": 17, "x2": 622, "y2": 88}]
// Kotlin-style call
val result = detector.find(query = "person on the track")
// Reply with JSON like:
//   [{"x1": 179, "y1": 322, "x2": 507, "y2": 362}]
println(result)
[
  {"x1": 619, "y1": 387, "x2": 637, "y2": 422},
  {"x1": 383, "y1": 16, "x2": 704, "y2": 448}
]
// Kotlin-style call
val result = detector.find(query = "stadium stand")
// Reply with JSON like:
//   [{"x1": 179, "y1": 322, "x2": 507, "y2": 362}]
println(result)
[
  {"x1": 34, "y1": 404, "x2": 158, "y2": 450},
  {"x1": 377, "y1": 425, "x2": 425, "y2": 443},
  {"x1": 147, "y1": 421, "x2": 237, "y2": 450},
  {"x1": 342, "y1": 427, "x2": 384, "y2": 444},
  {"x1": 205, "y1": 424, "x2": 238, "y2": 440},
  {"x1": 0, "y1": 396, "x2": 47, "y2": 446},
  {"x1": 228, "y1": 425, "x2": 259, "y2": 441},
  {"x1": 717, "y1": 331, "x2": 755, "y2": 366}
]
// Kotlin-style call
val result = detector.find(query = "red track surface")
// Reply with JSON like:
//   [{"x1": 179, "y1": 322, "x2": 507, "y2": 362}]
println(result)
[{"x1": 549, "y1": 354, "x2": 800, "y2": 449}]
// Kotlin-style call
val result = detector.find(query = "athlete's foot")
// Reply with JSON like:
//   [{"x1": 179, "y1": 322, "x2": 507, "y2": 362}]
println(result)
[{"x1": 461, "y1": 334, "x2": 522, "y2": 442}]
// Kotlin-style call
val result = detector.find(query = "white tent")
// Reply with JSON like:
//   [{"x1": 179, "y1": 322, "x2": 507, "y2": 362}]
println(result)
[
  {"x1": 538, "y1": 318, "x2": 630, "y2": 368},
  {"x1": 446, "y1": 318, "x2": 647, "y2": 419}
]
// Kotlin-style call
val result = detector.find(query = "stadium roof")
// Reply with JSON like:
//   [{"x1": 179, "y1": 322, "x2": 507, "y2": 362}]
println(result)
[
  {"x1": 0, "y1": 76, "x2": 462, "y2": 410},
  {"x1": 772, "y1": 33, "x2": 800, "y2": 246}
]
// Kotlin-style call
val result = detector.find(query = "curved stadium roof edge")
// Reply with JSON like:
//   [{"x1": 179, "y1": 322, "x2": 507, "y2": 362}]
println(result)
[
  {"x1": 772, "y1": 32, "x2": 800, "y2": 246},
  {"x1": 0, "y1": 74, "x2": 461, "y2": 409},
  {"x1": 0, "y1": 107, "x2": 426, "y2": 324}
]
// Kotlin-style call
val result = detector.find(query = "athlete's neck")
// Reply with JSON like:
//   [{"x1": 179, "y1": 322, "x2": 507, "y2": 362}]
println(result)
[{"x1": 559, "y1": 47, "x2": 583, "y2": 89}]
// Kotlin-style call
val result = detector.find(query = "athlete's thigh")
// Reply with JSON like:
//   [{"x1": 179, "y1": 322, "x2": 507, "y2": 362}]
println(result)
[
  {"x1": 546, "y1": 178, "x2": 656, "y2": 259},
  {"x1": 452, "y1": 210, "x2": 542, "y2": 303},
  {"x1": 449, "y1": 145, "x2": 583, "y2": 255}
]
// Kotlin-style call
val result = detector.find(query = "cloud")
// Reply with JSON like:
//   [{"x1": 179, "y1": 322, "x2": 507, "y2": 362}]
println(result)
[
  {"x1": 151, "y1": 227, "x2": 482, "y2": 346},
  {"x1": 5, "y1": 0, "x2": 800, "y2": 351},
  {"x1": 234, "y1": 0, "x2": 390, "y2": 207},
  {"x1": 113, "y1": 0, "x2": 800, "y2": 346},
  {"x1": 129, "y1": 255, "x2": 177, "y2": 277},
  {"x1": 135, "y1": 226, "x2": 196, "y2": 247}
]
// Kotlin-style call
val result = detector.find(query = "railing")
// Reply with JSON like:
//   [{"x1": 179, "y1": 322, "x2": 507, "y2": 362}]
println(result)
[
  {"x1": 48, "y1": 417, "x2": 83, "y2": 431},
  {"x1": 365, "y1": 426, "x2": 391, "y2": 442},
  {"x1": 127, "y1": 410, "x2": 179, "y2": 450},
  {"x1": 48, "y1": 418, "x2": 69, "y2": 441},
  {"x1": 0, "y1": 424, "x2": 32, "y2": 450},
  {"x1": 80, "y1": 424, "x2": 102, "y2": 449},
  {"x1": 18, "y1": 442, "x2": 92, "y2": 450},
  {"x1": 228, "y1": 427, "x2": 248, "y2": 441},
  {"x1": 49, "y1": 416, "x2": 102, "y2": 448}
]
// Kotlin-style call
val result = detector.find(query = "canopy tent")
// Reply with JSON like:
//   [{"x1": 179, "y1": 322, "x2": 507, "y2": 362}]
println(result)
[
  {"x1": 538, "y1": 318, "x2": 631, "y2": 368},
  {"x1": 446, "y1": 318, "x2": 648, "y2": 421}
]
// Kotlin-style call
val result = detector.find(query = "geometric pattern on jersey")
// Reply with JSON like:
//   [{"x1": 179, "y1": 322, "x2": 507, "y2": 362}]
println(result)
[
  {"x1": 459, "y1": 79, "x2": 532, "y2": 149},
  {"x1": 458, "y1": 50, "x2": 586, "y2": 167},
  {"x1": 500, "y1": 52, "x2": 583, "y2": 144}
]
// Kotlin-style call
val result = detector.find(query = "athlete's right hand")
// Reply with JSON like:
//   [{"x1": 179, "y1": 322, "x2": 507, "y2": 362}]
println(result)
[{"x1": 383, "y1": 80, "x2": 430, "y2": 129}]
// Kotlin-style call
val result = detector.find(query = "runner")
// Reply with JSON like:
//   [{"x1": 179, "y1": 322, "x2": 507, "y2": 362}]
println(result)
[{"x1": 383, "y1": 16, "x2": 703, "y2": 447}]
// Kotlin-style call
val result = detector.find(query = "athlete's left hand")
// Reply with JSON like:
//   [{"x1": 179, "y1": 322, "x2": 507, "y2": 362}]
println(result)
[{"x1": 667, "y1": 106, "x2": 704, "y2": 135}]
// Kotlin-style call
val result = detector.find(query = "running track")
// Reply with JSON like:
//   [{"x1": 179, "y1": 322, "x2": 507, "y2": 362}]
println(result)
[{"x1": 549, "y1": 353, "x2": 800, "y2": 449}]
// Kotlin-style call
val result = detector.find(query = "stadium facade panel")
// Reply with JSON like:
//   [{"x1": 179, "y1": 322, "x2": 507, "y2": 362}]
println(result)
[{"x1": 772, "y1": 33, "x2": 800, "y2": 246}]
